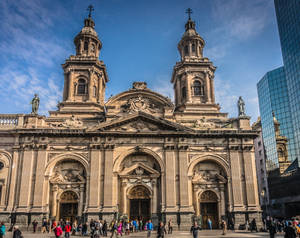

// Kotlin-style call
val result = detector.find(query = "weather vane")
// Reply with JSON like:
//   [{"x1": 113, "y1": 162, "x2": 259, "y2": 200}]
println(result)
[
  {"x1": 186, "y1": 8, "x2": 193, "y2": 20},
  {"x1": 87, "y1": 5, "x2": 94, "y2": 18}
]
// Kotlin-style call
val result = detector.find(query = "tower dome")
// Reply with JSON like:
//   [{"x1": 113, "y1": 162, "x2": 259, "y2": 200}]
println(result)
[
  {"x1": 74, "y1": 5, "x2": 102, "y2": 58},
  {"x1": 178, "y1": 8, "x2": 205, "y2": 61}
]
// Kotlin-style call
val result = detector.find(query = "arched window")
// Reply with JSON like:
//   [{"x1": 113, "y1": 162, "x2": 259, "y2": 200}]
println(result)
[
  {"x1": 184, "y1": 45, "x2": 189, "y2": 55},
  {"x1": 77, "y1": 79, "x2": 87, "y2": 95},
  {"x1": 278, "y1": 148, "x2": 284, "y2": 157},
  {"x1": 84, "y1": 41, "x2": 89, "y2": 51},
  {"x1": 192, "y1": 43, "x2": 196, "y2": 53},
  {"x1": 192, "y1": 80, "x2": 204, "y2": 96},
  {"x1": 182, "y1": 87, "x2": 186, "y2": 101}
]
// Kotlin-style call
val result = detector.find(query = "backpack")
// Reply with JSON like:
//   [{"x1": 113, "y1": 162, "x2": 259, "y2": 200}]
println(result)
[{"x1": 54, "y1": 227, "x2": 62, "y2": 236}]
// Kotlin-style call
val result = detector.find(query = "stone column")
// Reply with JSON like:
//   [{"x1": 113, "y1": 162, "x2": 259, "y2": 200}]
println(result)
[
  {"x1": 243, "y1": 150, "x2": 260, "y2": 209},
  {"x1": 78, "y1": 185, "x2": 84, "y2": 216},
  {"x1": 186, "y1": 75, "x2": 192, "y2": 103},
  {"x1": 32, "y1": 146, "x2": 47, "y2": 213},
  {"x1": 210, "y1": 76, "x2": 215, "y2": 103},
  {"x1": 165, "y1": 148, "x2": 176, "y2": 212},
  {"x1": 178, "y1": 145, "x2": 193, "y2": 229},
  {"x1": 102, "y1": 145, "x2": 115, "y2": 222},
  {"x1": 229, "y1": 149, "x2": 246, "y2": 228},
  {"x1": 88, "y1": 148, "x2": 102, "y2": 214},
  {"x1": 51, "y1": 185, "x2": 58, "y2": 218},
  {"x1": 220, "y1": 186, "x2": 226, "y2": 217},
  {"x1": 88, "y1": 70, "x2": 93, "y2": 101},
  {"x1": 17, "y1": 148, "x2": 35, "y2": 212},
  {"x1": 151, "y1": 179, "x2": 157, "y2": 214},
  {"x1": 7, "y1": 148, "x2": 19, "y2": 211},
  {"x1": 122, "y1": 180, "x2": 128, "y2": 215},
  {"x1": 67, "y1": 70, "x2": 74, "y2": 101},
  {"x1": 205, "y1": 72, "x2": 211, "y2": 103}
]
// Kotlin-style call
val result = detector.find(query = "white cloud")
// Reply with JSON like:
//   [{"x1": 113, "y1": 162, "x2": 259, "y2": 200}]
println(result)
[{"x1": 152, "y1": 75, "x2": 174, "y2": 102}]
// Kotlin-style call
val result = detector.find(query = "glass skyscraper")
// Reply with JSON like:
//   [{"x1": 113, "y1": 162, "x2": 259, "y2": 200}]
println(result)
[
  {"x1": 257, "y1": 0, "x2": 300, "y2": 171},
  {"x1": 257, "y1": 67, "x2": 296, "y2": 171},
  {"x1": 275, "y1": 0, "x2": 300, "y2": 160}
]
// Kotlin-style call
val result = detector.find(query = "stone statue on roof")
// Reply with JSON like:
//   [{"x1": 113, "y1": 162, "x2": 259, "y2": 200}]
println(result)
[
  {"x1": 238, "y1": 96, "x2": 245, "y2": 117},
  {"x1": 31, "y1": 94, "x2": 40, "y2": 115}
]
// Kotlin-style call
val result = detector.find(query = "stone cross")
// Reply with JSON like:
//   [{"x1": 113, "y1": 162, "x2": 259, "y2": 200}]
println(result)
[
  {"x1": 186, "y1": 8, "x2": 193, "y2": 20},
  {"x1": 87, "y1": 5, "x2": 94, "y2": 18}
]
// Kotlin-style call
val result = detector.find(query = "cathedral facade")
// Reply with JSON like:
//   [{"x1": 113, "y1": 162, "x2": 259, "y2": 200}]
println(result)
[{"x1": 0, "y1": 12, "x2": 261, "y2": 229}]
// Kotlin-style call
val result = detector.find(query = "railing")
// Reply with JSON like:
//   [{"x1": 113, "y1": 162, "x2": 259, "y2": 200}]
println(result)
[{"x1": 0, "y1": 114, "x2": 20, "y2": 128}]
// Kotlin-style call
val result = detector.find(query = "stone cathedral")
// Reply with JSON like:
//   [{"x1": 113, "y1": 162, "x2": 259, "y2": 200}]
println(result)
[{"x1": 0, "y1": 10, "x2": 261, "y2": 229}]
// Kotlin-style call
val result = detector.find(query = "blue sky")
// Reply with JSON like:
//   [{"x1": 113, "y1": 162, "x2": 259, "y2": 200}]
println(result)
[{"x1": 0, "y1": 0, "x2": 283, "y2": 121}]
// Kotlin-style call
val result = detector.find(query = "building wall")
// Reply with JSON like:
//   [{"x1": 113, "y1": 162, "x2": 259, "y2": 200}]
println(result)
[
  {"x1": 257, "y1": 67, "x2": 296, "y2": 171},
  {"x1": 274, "y1": 0, "x2": 300, "y2": 165}
]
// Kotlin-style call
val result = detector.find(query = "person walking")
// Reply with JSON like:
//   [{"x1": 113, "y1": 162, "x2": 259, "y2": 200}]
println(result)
[
  {"x1": 207, "y1": 218, "x2": 212, "y2": 230},
  {"x1": 157, "y1": 221, "x2": 166, "y2": 238},
  {"x1": 32, "y1": 220, "x2": 38, "y2": 233},
  {"x1": 190, "y1": 222, "x2": 201, "y2": 238},
  {"x1": 41, "y1": 218, "x2": 47, "y2": 233},
  {"x1": 146, "y1": 219, "x2": 153, "y2": 238},
  {"x1": 64, "y1": 221, "x2": 72, "y2": 238},
  {"x1": 54, "y1": 223, "x2": 63, "y2": 238},
  {"x1": 103, "y1": 220, "x2": 108, "y2": 236},
  {"x1": 0, "y1": 222, "x2": 5, "y2": 238},
  {"x1": 251, "y1": 218, "x2": 257, "y2": 232},
  {"x1": 110, "y1": 220, "x2": 117, "y2": 238},
  {"x1": 221, "y1": 219, "x2": 227, "y2": 235},
  {"x1": 284, "y1": 222, "x2": 297, "y2": 238},
  {"x1": 269, "y1": 222, "x2": 277, "y2": 238},
  {"x1": 168, "y1": 219, "x2": 173, "y2": 234},
  {"x1": 12, "y1": 226, "x2": 23, "y2": 238}
]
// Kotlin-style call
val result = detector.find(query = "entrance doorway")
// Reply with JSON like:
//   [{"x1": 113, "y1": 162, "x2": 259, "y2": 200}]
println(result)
[
  {"x1": 200, "y1": 191, "x2": 219, "y2": 229},
  {"x1": 201, "y1": 202, "x2": 218, "y2": 229},
  {"x1": 128, "y1": 185, "x2": 151, "y2": 222},
  {"x1": 130, "y1": 199, "x2": 150, "y2": 221},
  {"x1": 59, "y1": 191, "x2": 78, "y2": 223},
  {"x1": 60, "y1": 203, "x2": 78, "y2": 223}
]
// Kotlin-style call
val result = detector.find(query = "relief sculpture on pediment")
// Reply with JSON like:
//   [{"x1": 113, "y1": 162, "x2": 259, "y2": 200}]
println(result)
[{"x1": 121, "y1": 95, "x2": 161, "y2": 114}]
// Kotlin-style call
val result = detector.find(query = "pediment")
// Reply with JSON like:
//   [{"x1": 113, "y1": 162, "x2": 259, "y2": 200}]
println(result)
[
  {"x1": 119, "y1": 163, "x2": 160, "y2": 177},
  {"x1": 89, "y1": 112, "x2": 193, "y2": 133}
]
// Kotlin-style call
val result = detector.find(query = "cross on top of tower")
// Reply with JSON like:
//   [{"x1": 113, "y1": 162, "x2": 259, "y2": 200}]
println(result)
[
  {"x1": 87, "y1": 5, "x2": 94, "y2": 18},
  {"x1": 186, "y1": 8, "x2": 193, "y2": 20}
]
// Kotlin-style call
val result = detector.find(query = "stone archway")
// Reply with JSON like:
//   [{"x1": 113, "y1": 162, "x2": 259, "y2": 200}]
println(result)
[
  {"x1": 49, "y1": 159, "x2": 86, "y2": 221},
  {"x1": 128, "y1": 185, "x2": 151, "y2": 221},
  {"x1": 200, "y1": 190, "x2": 219, "y2": 229},
  {"x1": 59, "y1": 191, "x2": 79, "y2": 223},
  {"x1": 191, "y1": 159, "x2": 228, "y2": 229},
  {"x1": 118, "y1": 152, "x2": 161, "y2": 223}
]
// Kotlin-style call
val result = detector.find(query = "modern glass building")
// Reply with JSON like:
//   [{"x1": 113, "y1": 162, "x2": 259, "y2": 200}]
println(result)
[
  {"x1": 257, "y1": 67, "x2": 296, "y2": 171},
  {"x1": 257, "y1": 0, "x2": 300, "y2": 171},
  {"x1": 274, "y1": 0, "x2": 300, "y2": 160}
]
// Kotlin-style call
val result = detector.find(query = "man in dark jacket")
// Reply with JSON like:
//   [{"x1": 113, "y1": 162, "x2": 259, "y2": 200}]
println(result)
[
  {"x1": 190, "y1": 221, "x2": 201, "y2": 238},
  {"x1": 13, "y1": 226, "x2": 23, "y2": 238},
  {"x1": 284, "y1": 222, "x2": 297, "y2": 238},
  {"x1": 157, "y1": 221, "x2": 166, "y2": 238},
  {"x1": 269, "y1": 222, "x2": 276, "y2": 238}
]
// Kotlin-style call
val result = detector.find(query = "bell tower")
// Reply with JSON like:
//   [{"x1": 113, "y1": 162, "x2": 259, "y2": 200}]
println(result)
[
  {"x1": 57, "y1": 5, "x2": 108, "y2": 116},
  {"x1": 171, "y1": 9, "x2": 221, "y2": 116}
]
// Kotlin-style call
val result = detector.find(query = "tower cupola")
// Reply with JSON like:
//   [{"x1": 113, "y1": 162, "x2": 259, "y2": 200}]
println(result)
[
  {"x1": 74, "y1": 5, "x2": 102, "y2": 58},
  {"x1": 178, "y1": 8, "x2": 205, "y2": 61}
]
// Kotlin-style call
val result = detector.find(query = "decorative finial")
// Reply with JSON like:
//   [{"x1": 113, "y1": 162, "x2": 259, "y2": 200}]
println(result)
[
  {"x1": 186, "y1": 8, "x2": 193, "y2": 20},
  {"x1": 87, "y1": 5, "x2": 94, "y2": 18}
]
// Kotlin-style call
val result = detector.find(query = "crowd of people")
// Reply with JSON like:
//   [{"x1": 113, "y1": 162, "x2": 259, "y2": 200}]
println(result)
[
  {"x1": 0, "y1": 215, "x2": 299, "y2": 237},
  {"x1": 264, "y1": 216, "x2": 300, "y2": 238}
]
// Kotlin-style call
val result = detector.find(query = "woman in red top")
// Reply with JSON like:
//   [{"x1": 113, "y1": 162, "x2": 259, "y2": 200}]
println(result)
[
  {"x1": 54, "y1": 224, "x2": 63, "y2": 238},
  {"x1": 64, "y1": 222, "x2": 72, "y2": 238}
]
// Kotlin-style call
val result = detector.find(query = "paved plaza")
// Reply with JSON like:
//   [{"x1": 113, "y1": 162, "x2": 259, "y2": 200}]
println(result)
[{"x1": 3, "y1": 230, "x2": 284, "y2": 238}]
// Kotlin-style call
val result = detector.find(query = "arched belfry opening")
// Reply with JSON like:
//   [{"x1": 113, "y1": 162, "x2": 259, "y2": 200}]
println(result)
[
  {"x1": 118, "y1": 152, "x2": 161, "y2": 223},
  {"x1": 49, "y1": 159, "x2": 86, "y2": 222},
  {"x1": 191, "y1": 158, "x2": 228, "y2": 229}
]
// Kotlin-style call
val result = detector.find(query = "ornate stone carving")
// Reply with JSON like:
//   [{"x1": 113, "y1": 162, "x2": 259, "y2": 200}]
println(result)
[
  {"x1": 200, "y1": 190, "x2": 218, "y2": 202},
  {"x1": 49, "y1": 115, "x2": 86, "y2": 129},
  {"x1": 194, "y1": 117, "x2": 216, "y2": 128},
  {"x1": 121, "y1": 95, "x2": 160, "y2": 114},
  {"x1": 60, "y1": 191, "x2": 78, "y2": 202},
  {"x1": 132, "y1": 82, "x2": 147, "y2": 90},
  {"x1": 50, "y1": 160, "x2": 86, "y2": 184},
  {"x1": 128, "y1": 186, "x2": 150, "y2": 199}
]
